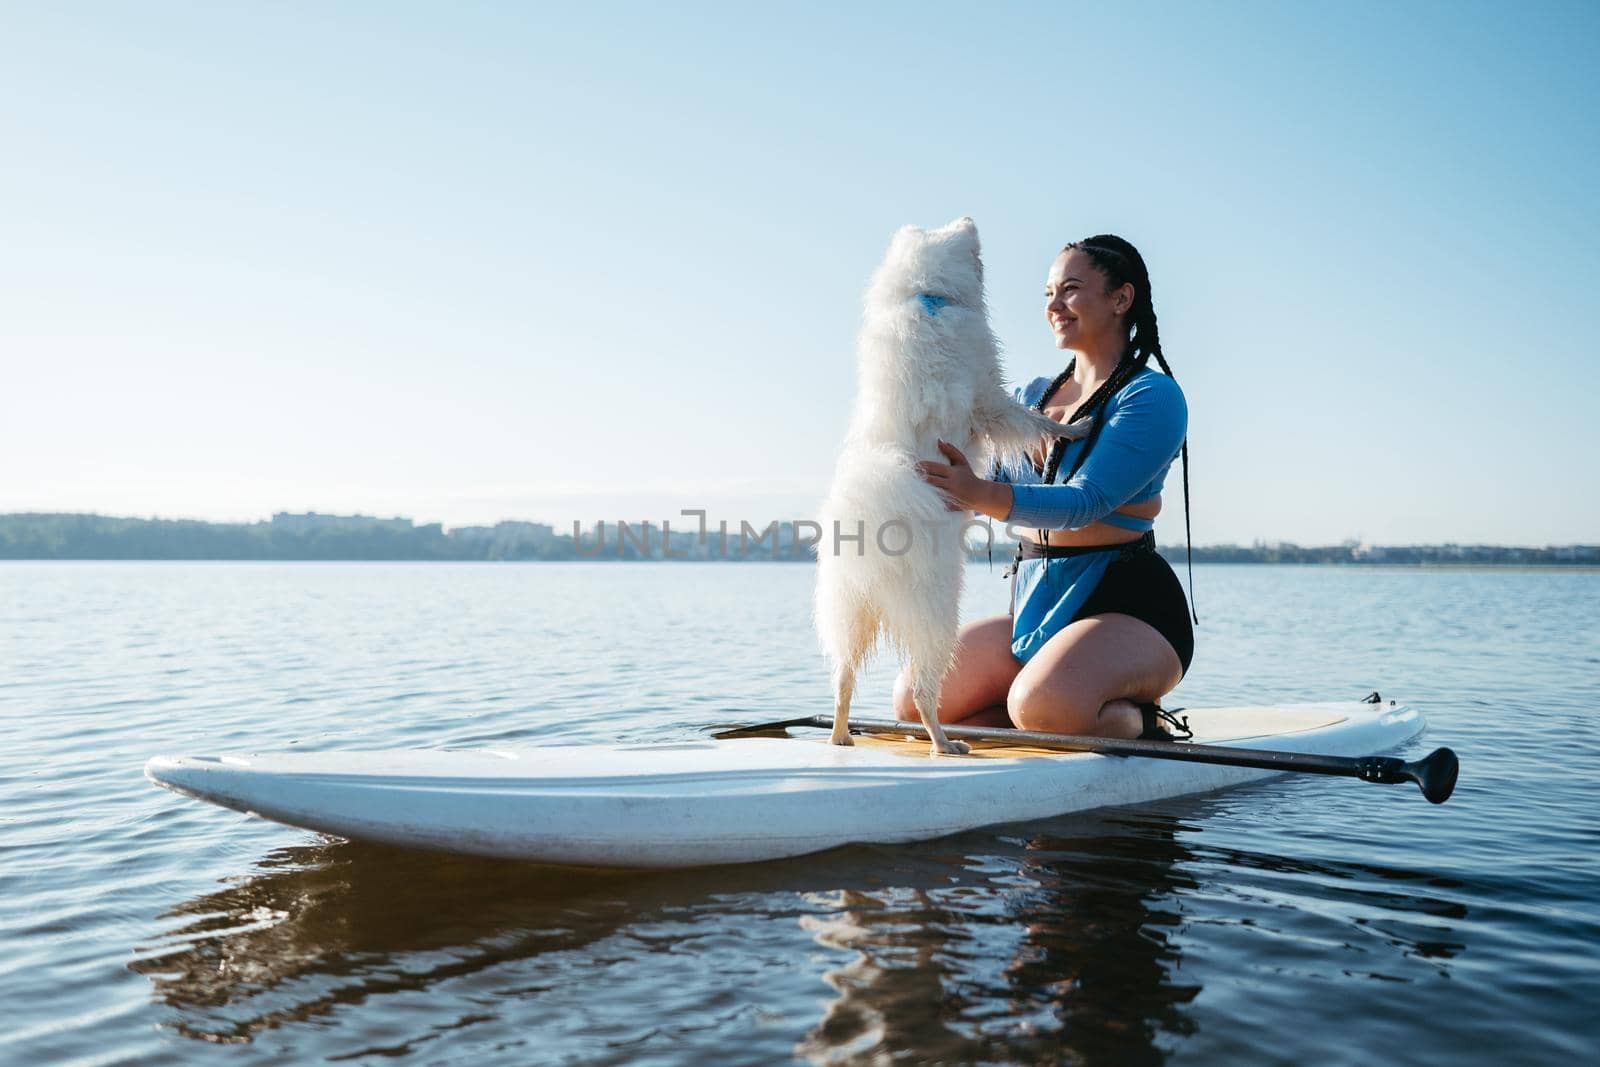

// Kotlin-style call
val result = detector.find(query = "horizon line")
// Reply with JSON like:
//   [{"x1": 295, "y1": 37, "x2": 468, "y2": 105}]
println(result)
[{"x1": 1, "y1": 510, "x2": 1595, "y2": 551}]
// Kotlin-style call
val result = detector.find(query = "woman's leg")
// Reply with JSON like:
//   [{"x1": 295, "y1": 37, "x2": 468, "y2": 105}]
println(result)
[
  {"x1": 1006, "y1": 613, "x2": 1183, "y2": 738},
  {"x1": 893, "y1": 615, "x2": 1020, "y2": 728}
]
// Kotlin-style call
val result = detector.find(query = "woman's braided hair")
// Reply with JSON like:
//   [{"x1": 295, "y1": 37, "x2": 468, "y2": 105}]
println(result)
[{"x1": 1033, "y1": 234, "x2": 1196, "y2": 618}]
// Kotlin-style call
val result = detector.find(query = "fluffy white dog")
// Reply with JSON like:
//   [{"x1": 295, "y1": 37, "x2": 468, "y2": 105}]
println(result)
[{"x1": 814, "y1": 217, "x2": 1087, "y2": 756}]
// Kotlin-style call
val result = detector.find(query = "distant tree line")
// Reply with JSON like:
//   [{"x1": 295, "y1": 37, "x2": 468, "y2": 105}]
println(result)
[
  {"x1": 1172, "y1": 541, "x2": 1599, "y2": 565},
  {"x1": 1, "y1": 513, "x2": 1594, "y2": 565},
  {"x1": 0, "y1": 513, "x2": 811, "y2": 561},
  {"x1": 0, "y1": 512, "x2": 463, "y2": 560}
]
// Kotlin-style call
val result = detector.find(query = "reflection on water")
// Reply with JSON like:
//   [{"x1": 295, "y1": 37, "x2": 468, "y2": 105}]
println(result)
[
  {"x1": 128, "y1": 801, "x2": 1470, "y2": 1064},
  {"x1": 129, "y1": 842, "x2": 635, "y2": 1045},
  {"x1": 796, "y1": 814, "x2": 1200, "y2": 1065}
]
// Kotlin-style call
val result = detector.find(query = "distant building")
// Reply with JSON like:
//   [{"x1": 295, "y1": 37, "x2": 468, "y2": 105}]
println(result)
[
  {"x1": 447, "y1": 520, "x2": 555, "y2": 558},
  {"x1": 271, "y1": 512, "x2": 415, "y2": 534}
]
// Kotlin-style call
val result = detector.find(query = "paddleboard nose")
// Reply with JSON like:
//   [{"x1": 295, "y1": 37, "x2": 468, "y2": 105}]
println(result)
[{"x1": 145, "y1": 754, "x2": 235, "y2": 795}]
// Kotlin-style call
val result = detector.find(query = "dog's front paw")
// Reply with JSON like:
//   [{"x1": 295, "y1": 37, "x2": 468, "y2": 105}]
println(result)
[
  {"x1": 1036, "y1": 413, "x2": 1090, "y2": 440},
  {"x1": 829, "y1": 732, "x2": 855, "y2": 747},
  {"x1": 929, "y1": 739, "x2": 971, "y2": 757}
]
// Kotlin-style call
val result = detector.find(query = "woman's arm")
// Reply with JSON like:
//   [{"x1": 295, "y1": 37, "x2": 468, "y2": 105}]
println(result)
[
  {"x1": 921, "y1": 373, "x2": 1186, "y2": 527},
  {"x1": 1004, "y1": 374, "x2": 1187, "y2": 529}
]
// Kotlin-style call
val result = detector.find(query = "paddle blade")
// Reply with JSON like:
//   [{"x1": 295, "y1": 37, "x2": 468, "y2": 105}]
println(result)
[
  {"x1": 1355, "y1": 748, "x2": 1460, "y2": 804},
  {"x1": 1410, "y1": 747, "x2": 1459, "y2": 805}
]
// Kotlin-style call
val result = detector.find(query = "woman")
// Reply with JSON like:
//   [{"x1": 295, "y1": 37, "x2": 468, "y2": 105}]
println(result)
[{"x1": 898, "y1": 234, "x2": 1194, "y2": 741}]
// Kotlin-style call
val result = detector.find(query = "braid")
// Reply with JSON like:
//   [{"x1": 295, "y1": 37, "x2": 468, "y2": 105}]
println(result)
[
  {"x1": 1030, "y1": 361, "x2": 1075, "y2": 474},
  {"x1": 1040, "y1": 352, "x2": 1139, "y2": 485},
  {"x1": 1071, "y1": 234, "x2": 1163, "y2": 369},
  {"x1": 1032, "y1": 363, "x2": 1076, "y2": 415}
]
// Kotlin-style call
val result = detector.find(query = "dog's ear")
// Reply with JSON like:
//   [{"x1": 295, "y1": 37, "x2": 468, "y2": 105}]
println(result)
[
  {"x1": 943, "y1": 216, "x2": 977, "y2": 243},
  {"x1": 891, "y1": 224, "x2": 925, "y2": 248},
  {"x1": 882, "y1": 225, "x2": 929, "y2": 273},
  {"x1": 942, "y1": 217, "x2": 983, "y2": 278}
]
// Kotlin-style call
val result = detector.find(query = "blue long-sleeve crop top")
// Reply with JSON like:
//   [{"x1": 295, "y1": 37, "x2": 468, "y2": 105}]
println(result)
[{"x1": 995, "y1": 368, "x2": 1187, "y2": 531}]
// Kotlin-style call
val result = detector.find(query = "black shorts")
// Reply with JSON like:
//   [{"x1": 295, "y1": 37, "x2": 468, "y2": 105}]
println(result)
[{"x1": 1073, "y1": 544, "x2": 1195, "y2": 676}]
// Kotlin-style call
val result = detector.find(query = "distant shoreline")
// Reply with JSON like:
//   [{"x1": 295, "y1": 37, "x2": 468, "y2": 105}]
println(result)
[{"x1": 2, "y1": 512, "x2": 1595, "y2": 567}]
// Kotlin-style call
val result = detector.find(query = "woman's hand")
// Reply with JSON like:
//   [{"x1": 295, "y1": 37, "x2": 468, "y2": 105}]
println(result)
[{"x1": 916, "y1": 441, "x2": 1013, "y2": 520}]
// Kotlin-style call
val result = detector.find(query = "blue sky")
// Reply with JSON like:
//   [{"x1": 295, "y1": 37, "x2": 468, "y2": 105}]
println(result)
[{"x1": 2, "y1": 2, "x2": 1595, "y2": 545}]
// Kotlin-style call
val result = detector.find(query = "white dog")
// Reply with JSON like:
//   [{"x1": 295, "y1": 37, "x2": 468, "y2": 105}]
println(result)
[{"x1": 814, "y1": 218, "x2": 1087, "y2": 756}]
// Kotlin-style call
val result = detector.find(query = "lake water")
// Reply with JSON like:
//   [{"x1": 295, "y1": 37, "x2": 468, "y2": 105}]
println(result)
[{"x1": 2, "y1": 562, "x2": 1596, "y2": 1065}]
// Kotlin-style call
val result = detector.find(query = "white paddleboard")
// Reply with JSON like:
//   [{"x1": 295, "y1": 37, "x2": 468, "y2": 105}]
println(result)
[{"x1": 145, "y1": 700, "x2": 1423, "y2": 868}]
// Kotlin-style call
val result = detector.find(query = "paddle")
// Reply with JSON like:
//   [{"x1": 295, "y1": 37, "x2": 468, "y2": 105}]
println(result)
[{"x1": 711, "y1": 715, "x2": 1459, "y2": 804}]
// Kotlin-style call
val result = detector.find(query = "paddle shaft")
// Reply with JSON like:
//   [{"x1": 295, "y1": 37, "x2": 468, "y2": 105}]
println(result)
[{"x1": 714, "y1": 714, "x2": 1458, "y2": 802}]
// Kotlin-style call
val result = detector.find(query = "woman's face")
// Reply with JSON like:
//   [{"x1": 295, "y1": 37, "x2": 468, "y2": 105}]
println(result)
[{"x1": 1045, "y1": 249, "x2": 1132, "y2": 353}]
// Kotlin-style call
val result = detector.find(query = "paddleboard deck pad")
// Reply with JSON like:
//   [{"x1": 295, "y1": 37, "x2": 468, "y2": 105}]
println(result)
[{"x1": 146, "y1": 700, "x2": 1423, "y2": 868}]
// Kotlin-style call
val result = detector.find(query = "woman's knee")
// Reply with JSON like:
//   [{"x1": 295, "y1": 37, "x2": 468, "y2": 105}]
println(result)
[
  {"x1": 896, "y1": 615, "x2": 1017, "y2": 724},
  {"x1": 1006, "y1": 675, "x2": 1100, "y2": 733},
  {"x1": 891, "y1": 672, "x2": 920, "y2": 722}
]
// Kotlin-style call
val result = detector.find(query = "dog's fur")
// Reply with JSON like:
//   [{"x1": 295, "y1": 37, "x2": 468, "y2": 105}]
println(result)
[{"x1": 814, "y1": 218, "x2": 1087, "y2": 756}]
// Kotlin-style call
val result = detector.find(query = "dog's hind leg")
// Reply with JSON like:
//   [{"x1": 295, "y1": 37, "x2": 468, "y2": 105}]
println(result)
[
  {"x1": 883, "y1": 576, "x2": 971, "y2": 757},
  {"x1": 825, "y1": 601, "x2": 880, "y2": 747},
  {"x1": 830, "y1": 662, "x2": 858, "y2": 747},
  {"x1": 905, "y1": 661, "x2": 971, "y2": 757}
]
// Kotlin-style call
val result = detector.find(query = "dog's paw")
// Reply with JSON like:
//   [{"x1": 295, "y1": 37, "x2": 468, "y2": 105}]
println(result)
[
  {"x1": 829, "y1": 732, "x2": 855, "y2": 747},
  {"x1": 929, "y1": 739, "x2": 971, "y2": 757},
  {"x1": 1035, "y1": 413, "x2": 1090, "y2": 440}
]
